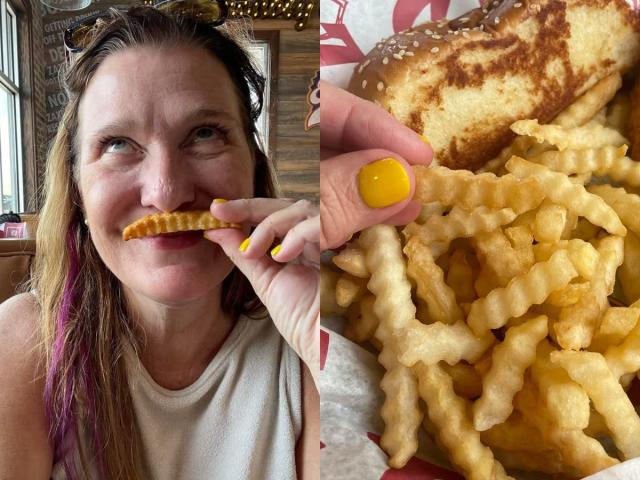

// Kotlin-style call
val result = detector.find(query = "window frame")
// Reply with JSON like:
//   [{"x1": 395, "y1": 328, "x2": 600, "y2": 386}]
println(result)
[
  {"x1": 0, "y1": 0, "x2": 23, "y2": 213},
  {"x1": 1, "y1": 0, "x2": 38, "y2": 213}
]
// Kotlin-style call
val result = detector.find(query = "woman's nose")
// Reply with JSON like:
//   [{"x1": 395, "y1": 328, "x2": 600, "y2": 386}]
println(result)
[{"x1": 140, "y1": 149, "x2": 196, "y2": 212}]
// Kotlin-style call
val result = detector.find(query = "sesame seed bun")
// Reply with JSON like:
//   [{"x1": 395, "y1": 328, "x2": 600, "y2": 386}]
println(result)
[{"x1": 348, "y1": 0, "x2": 640, "y2": 170}]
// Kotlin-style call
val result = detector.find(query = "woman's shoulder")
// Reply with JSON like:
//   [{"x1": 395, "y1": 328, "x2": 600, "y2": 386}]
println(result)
[
  {"x1": 0, "y1": 292, "x2": 40, "y2": 353},
  {"x1": 0, "y1": 292, "x2": 52, "y2": 478}
]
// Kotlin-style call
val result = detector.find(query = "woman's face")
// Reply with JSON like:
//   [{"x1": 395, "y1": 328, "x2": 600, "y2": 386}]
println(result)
[{"x1": 77, "y1": 45, "x2": 254, "y2": 306}]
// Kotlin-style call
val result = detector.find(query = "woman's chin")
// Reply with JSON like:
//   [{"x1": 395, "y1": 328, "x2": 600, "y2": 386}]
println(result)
[{"x1": 131, "y1": 263, "x2": 232, "y2": 306}]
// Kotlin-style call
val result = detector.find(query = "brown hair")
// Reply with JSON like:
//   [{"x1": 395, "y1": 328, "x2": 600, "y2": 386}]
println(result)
[{"x1": 33, "y1": 5, "x2": 276, "y2": 478}]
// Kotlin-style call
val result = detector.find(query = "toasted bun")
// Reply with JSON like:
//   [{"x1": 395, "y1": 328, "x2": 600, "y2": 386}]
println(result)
[{"x1": 348, "y1": 0, "x2": 640, "y2": 170}]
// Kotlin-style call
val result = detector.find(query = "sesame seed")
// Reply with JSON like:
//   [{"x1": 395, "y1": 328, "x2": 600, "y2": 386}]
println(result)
[
  {"x1": 398, "y1": 45, "x2": 408, "y2": 49},
  {"x1": 494, "y1": 16, "x2": 500, "y2": 24},
  {"x1": 393, "y1": 53, "x2": 403, "y2": 60},
  {"x1": 358, "y1": 65, "x2": 364, "y2": 74},
  {"x1": 460, "y1": 17, "x2": 469, "y2": 23},
  {"x1": 389, "y1": 39, "x2": 397, "y2": 45},
  {"x1": 425, "y1": 29, "x2": 433, "y2": 34},
  {"x1": 480, "y1": 24, "x2": 485, "y2": 30},
  {"x1": 431, "y1": 46, "x2": 439, "y2": 53},
  {"x1": 462, "y1": 31, "x2": 470, "y2": 38},
  {"x1": 493, "y1": 0, "x2": 499, "y2": 5},
  {"x1": 514, "y1": 2, "x2": 522, "y2": 6},
  {"x1": 382, "y1": 57, "x2": 389, "y2": 64},
  {"x1": 377, "y1": 43, "x2": 383, "y2": 50},
  {"x1": 454, "y1": 30, "x2": 460, "y2": 35},
  {"x1": 405, "y1": 51, "x2": 415, "y2": 56},
  {"x1": 362, "y1": 80, "x2": 367, "y2": 89},
  {"x1": 399, "y1": 49, "x2": 406, "y2": 55},
  {"x1": 433, "y1": 34, "x2": 442, "y2": 39},
  {"x1": 406, "y1": 32, "x2": 415, "y2": 36},
  {"x1": 377, "y1": 82, "x2": 384, "y2": 92},
  {"x1": 482, "y1": 8, "x2": 488, "y2": 13},
  {"x1": 413, "y1": 41, "x2": 420, "y2": 47},
  {"x1": 438, "y1": 21, "x2": 446, "y2": 27}
]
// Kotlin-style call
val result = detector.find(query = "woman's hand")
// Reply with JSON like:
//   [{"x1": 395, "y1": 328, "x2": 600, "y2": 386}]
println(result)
[
  {"x1": 320, "y1": 80, "x2": 433, "y2": 250},
  {"x1": 205, "y1": 198, "x2": 319, "y2": 383}
]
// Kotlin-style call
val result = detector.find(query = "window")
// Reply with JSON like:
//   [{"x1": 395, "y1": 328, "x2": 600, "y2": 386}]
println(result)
[{"x1": 0, "y1": 0, "x2": 23, "y2": 213}]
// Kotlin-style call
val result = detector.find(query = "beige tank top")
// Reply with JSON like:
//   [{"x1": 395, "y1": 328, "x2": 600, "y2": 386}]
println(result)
[{"x1": 51, "y1": 315, "x2": 302, "y2": 479}]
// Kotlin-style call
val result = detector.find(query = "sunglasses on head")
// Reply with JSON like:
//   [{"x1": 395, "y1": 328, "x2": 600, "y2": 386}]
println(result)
[{"x1": 63, "y1": 0, "x2": 228, "y2": 55}]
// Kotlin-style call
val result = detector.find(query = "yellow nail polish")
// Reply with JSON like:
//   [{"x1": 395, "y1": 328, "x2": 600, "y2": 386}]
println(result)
[
  {"x1": 271, "y1": 244, "x2": 282, "y2": 257},
  {"x1": 357, "y1": 158, "x2": 410, "y2": 208},
  {"x1": 239, "y1": 237, "x2": 250, "y2": 252},
  {"x1": 419, "y1": 134, "x2": 430, "y2": 145},
  {"x1": 213, "y1": 198, "x2": 227, "y2": 204}
]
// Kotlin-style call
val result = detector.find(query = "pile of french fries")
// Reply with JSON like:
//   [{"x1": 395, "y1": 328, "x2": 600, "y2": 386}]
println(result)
[{"x1": 322, "y1": 72, "x2": 640, "y2": 479}]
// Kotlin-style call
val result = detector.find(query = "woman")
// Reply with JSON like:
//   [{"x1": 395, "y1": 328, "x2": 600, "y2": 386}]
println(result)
[{"x1": 0, "y1": 4, "x2": 318, "y2": 479}]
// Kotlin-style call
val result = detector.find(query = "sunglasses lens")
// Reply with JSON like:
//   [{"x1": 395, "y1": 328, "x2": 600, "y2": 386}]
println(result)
[
  {"x1": 158, "y1": 0, "x2": 224, "y2": 23},
  {"x1": 70, "y1": 24, "x2": 95, "y2": 50}
]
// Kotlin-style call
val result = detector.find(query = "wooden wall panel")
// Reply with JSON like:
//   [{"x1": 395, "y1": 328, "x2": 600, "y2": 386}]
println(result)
[{"x1": 254, "y1": 10, "x2": 319, "y2": 202}]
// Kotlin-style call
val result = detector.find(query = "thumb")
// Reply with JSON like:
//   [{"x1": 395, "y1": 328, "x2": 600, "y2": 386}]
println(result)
[
  {"x1": 204, "y1": 228, "x2": 280, "y2": 298},
  {"x1": 321, "y1": 149, "x2": 420, "y2": 250}
]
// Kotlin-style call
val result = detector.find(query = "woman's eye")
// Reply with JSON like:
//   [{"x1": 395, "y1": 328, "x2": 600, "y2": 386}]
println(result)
[
  {"x1": 105, "y1": 138, "x2": 134, "y2": 153},
  {"x1": 193, "y1": 127, "x2": 221, "y2": 143}
]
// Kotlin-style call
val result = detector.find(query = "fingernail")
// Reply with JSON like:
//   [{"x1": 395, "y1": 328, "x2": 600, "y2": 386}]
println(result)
[
  {"x1": 239, "y1": 237, "x2": 251, "y2": 252},
  {"x1": 213, "y1": 198, "x2": 227, "y2": 204},
  {"x1": 357, "y1": 158, "x2": 410, "y2": 208},
  {"x1": 419, "y1": 134, "x2": 430, "y2": 145},
  {"x1": 271, "y1": 244, "x2": 282, "y2": 257}
]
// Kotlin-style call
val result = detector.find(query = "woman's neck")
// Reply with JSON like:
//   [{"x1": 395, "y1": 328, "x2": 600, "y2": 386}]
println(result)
[{"x1": 123, "y1": 286, "x2": 234, "y2": 390}]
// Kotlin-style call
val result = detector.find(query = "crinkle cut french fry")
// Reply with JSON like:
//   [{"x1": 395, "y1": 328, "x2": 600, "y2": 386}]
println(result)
[
  {"x1": 504, "y1": 225, "x2": 535, "y2": 269},
  {"x1": 378, "y1": 347, "x2": 423, "y2": 469},
  {"x1": 412, "y1": 166, "x2": 545, "y2": 214},
  {"x1": 414, "y1": 363, "x2": 513, "y2": 480},
  {"x1": 473, "y1": 316, "x2": 548, "y2": 431},
  {"x1": 332, "y1": 243, "x2": 369, "y2": 278},
  {"x1": 530, "y1": 340, "x2": 590, "y2": 430},
  {"x1": 506, "y1": 157, "x2": 626, "y2": 236},
  {"x1": 335, "y1": 273, "x2": 368, "y2": 308},
  {"x1": 620, "y1": 231, "x2": 640, "y2": 304},
  {"x1": 551, "y1": 350, "x2": 640, "y2": 460},
  {"x1": 403, "y1": 206, "x2": 516, "y2": 248},
  {"x1": 358, "y1": 225, "x2": 421, "y2": 467},
  {"x1": 472, "y1": 229, "x2": 529, "y2": 286},
  {"x1": 590, "y1": 307, "x2": 640, "y2": 353},
  {"x1": 441, "y1": 362, "x2": 483, "y2": 399},
  {"x1": 404, "y1": 237, "x2": 463, "y2": 325},
  {"x1": 359, "y1": 225, "x2": 415, "y2": 342},
  {"x1": 446, "y1": 249, "x2": 477, "y2": 303},
  {"x1": 395, "y1": 319, "x2": 494, "y2": 368},
  {"x1": 415, "y1": 202, "x2": 446, "y2": 224},
  {"x1": 533, "y1": 239, "x2": 599, "y2": 280},
  {"x1": 533, "y1": 202, "x2": 567, "y2": 243},
  {"x1": 480, "y1": 412, "x2": 550, "y2": 455},
  {"x1": 604, "y1": 312, "x2": 640, "y2": 380},
  {"x1": 122, "y1": 210, "x2": 240, "y2": 240},
  {"x1": 467, "y1": 249, "x2": 577, "y2": 335},
  {"x1": 510, "y1": 119, "x2": 628, "y2": 151},
  {"x1": 479, "y1": 134, "x2": 536, "y2": 172},
  {"x1": 552, "y1": 73, "x2": 622, "y2": 128},
  {"x1": 554, "y1": 236, "x2": 623, "y2": 350},
  {"x1": 514, "y1": 380, "x2": 619, "y2": 477},
  {"x1": 492, "y1": 448, "x2": 571, "y2": 477},
  {"x1": 343, "y1": 294, "x2": 379, "y2": 344},
  {"x1": 546, "y1": 282, "x2": 590, "y2": 307},
  {"x1": 588, "y1": 184, "x2": 640, "y2": 237},
  {"x1": 320, "y1": 265, "x2": 346, "y2": 317},
  {"x1": 530, "y1": 145, "x2": 640, "y2": 186}
]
